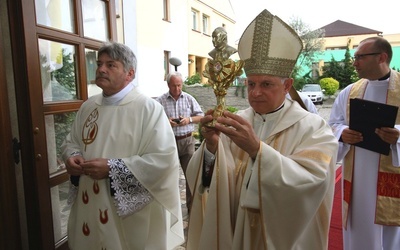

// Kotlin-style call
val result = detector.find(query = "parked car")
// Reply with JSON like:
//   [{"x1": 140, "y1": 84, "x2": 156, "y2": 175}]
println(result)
[{"x1": 301, "y1": 84, "x2": 324, "y2": 105}]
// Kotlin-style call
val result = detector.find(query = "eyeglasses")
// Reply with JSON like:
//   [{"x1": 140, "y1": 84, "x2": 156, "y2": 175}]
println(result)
[{"x1": 352, "y1": 52, "x2": 381, "y2": 61}]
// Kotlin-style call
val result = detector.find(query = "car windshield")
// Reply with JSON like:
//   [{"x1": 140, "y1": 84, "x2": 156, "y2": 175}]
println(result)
[{"x1": 303, "y1": 85, "x2": 321, "y2": 91}]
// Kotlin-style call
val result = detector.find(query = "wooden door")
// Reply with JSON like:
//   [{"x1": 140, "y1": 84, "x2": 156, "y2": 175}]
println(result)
[{"x1": 9, "y1": 0, "x2": 117, "y2": 248}]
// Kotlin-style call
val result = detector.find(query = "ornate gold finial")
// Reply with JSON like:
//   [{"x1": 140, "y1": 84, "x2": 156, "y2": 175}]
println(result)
[{"x1": 203, "y1": 27, "x2": 244, "y2": 127}]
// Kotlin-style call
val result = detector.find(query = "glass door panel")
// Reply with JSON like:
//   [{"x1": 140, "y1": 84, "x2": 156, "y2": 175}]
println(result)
[
  {"x1": 51, "y1": 181, "x2": 71, "y2": 244},
  {"x1": 35, "y1": 0, "x2": 75, "y2": 33},
  {"x1": 45, "y1": 112, "x2": 77, "y2": 175},
  {"x1": 82, "y1": 0, "x2": 109, "y2": 41},
  {"x1": 85, "y1": 48, "x2": 102, "y2": 97},
  {"x1": 38, "y1": 39, "x2": 78, "y2": 102}
]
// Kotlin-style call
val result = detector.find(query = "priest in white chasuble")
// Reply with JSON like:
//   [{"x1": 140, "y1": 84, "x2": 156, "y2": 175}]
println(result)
[
  {"x1": 329, "y1": 36, "x2": 400, "y2": 250},
  {"x1": 62, "y1": 42, "x2": 184, "y2": 250},
  {"x1": 186, "y1": 9, "x2": 339, "y2": 250}
]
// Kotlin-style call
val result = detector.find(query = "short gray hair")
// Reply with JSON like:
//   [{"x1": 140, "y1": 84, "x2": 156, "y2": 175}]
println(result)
[
  {"x1": 98, "y1": 42, "x2": 137, "y2": 73},
  {"x1": 166, "y1": 71, "x2": 183, "y2": 84}
]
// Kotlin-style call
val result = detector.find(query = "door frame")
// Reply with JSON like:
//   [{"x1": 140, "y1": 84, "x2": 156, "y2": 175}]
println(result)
[
  {"x1": 7, "y1": 0, "x2": 50, "y2": 248},
  {"x1": 0, "y1": 4, "x2": 22, "y2": 248}
]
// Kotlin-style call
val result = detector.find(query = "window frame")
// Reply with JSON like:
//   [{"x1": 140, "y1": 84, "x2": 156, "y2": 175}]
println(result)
[
  {"x1": 202, "y1": 14, "x2": 209, "y2": 34},
  {"x1": 163, "y1": 0, "x2": 170, "y2": 21},
  {"x1": 191, "y1": 9, "x2": 199, "y2": 31}
]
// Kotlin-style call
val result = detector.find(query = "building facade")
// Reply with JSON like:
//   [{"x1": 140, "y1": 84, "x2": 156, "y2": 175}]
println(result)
[
  {"x1": 131, "y1": 0, "x2": 237, "y2": 97},
  {"x1": 308, "y1": 20, "x2": 400, "y2": 80}
]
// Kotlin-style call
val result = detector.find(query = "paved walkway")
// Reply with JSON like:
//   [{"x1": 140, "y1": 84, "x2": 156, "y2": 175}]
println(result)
[{"x1": 177, "y1": 168, "x2": 189, "y2": 249}]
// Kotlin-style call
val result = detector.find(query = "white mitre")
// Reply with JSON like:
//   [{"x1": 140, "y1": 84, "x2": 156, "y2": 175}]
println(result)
[{"x1": 238, "y1": 9, "x2": 303, "y2": 78}]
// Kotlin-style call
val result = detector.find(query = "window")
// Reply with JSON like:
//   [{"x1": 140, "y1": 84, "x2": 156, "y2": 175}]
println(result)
[
  {"x1": 116, "y1": 0, "x2": 121, "y2": 18},
  {"x1": 202, "y1": 14, "x2": 209, "y2": 34},
  {"x1": 35, "y1": 0, "x2": 74, "y2": 32},
  {"x1": 192, "y1": 9, "x2": 198, "y2": 30},
  {"x1": 38, "y1": 39, "x2": 77, "y2": 102},
  {"x1": 164, "y1": 51, "x2": 170, "y2": 80},
  {"x1": 81, "y1": 0, "x2": 109, "y2": 41},
  {"x1": 163, "y1": 0, "x2": 170, "y2": 21},
  {"x1": 312, "y1": 62, "x2": 319, "y2": 79},
  {"x1": 326, "y1": 46, "x2": 347, "y2": 50}
]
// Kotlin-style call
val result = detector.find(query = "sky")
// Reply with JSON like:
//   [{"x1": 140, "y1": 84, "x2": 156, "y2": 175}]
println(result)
[{"x1": 231, "y1": 0, "x2": 399, "y2": 41}]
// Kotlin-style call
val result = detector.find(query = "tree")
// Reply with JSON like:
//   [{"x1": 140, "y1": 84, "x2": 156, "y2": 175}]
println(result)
[
  {"x1": 288, "y1": 16, "x2": 325, "y2": 90},
  {"x1": 53, "y1": 48, "x2": 77, "y2": 95},
  {"x1": 321, "y1": 41, "x2": 358, "y2": 89},
  {"x1": 321, "y1": 55, "x2": 342, "y2": 83},
  {"x1": 339, "y1": 42, "x2": 358, "y2": 88},
  {"x1": 292, "y1": 67, "x2": 313, "y2": 91}
]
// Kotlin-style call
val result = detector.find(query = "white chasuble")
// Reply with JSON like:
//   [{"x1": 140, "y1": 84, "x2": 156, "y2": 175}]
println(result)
[
  {"x1": 62, "y1": 88, "x2": 184, "y2": 250},
  {"x1": 187, "y1": 99, "x2": 338, "y2": 249}
]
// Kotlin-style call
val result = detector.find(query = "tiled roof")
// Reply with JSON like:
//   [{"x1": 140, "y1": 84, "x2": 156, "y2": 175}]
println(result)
[{"x1": 317, "y1": 20, "x2": 382, "y2": 37}]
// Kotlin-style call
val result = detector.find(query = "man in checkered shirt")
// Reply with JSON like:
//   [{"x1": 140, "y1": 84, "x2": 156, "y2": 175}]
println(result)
[{"x1": 156, "y1": 72, "x2": 204, "y2": 212}]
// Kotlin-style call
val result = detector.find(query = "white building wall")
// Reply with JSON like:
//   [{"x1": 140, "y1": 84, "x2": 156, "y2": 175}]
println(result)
[
  {"x1": 120, "y1": 0, "x2": 238, "y2": 97},
  {"x1": 121, "y1": 0, "x2": 139, "y2": 85},
  {"x1": 188, "y1": 0, "x2": 236, "y2": 58},
  {"x1": 122, "y1": 0, "x2": 189, "y2": 97}
]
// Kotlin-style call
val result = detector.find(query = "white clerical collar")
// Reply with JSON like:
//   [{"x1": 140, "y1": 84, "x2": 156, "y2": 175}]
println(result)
[
  {"x1": 369, "y1": 77, "x2": 389, "y2": 85},
  {"x1": 253, "y1": 101, "x2": 285, "y2": 122},
  {"x1": 102, "y1": 83, "x2": 134, "y2": 106}
]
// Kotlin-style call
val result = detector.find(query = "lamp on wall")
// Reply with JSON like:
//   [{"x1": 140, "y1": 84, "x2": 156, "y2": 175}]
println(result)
[{"x1": 169, "y1": 57, "x2": 182, "y2": 71}]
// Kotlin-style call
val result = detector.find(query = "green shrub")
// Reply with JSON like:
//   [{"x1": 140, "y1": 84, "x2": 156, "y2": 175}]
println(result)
[
  {"x1": 226, "y1": 106, "x2": 239, "y2": 113},
  {"x1": 184, "y1": 73, "x2": 201, "y2": 85},
  {"x1": 319, "y1": 77, "x2": 339, "y2": 96}
]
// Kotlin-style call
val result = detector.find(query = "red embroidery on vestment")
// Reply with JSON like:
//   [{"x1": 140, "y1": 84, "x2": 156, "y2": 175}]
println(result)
[
  {"x1": 343, "y1": 179, "x2": 352, "y2": 203},
  {"x1": 377, "y1": 172, "x2": 400, "y2": 198},
  {"x1": 82, "y1": 190, "x2": 89, "y2": 204},
  {"x1": 82, "y1": 222, "x2": 90, "y2": 236},
  {"x1": 93, "y1": 181, "x2": 99, "y2": 194},
  {"x1": 99, "y1": 209, "x2": 108, "y2": 224}
]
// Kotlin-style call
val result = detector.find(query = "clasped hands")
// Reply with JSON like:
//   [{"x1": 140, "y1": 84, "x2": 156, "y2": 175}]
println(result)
[
  {"x1": 201, "y1": 110, "x2": 260, "y2": 159},
  {"x1": 65, "y1": 156, "x2": 110, "y2": 180}
]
